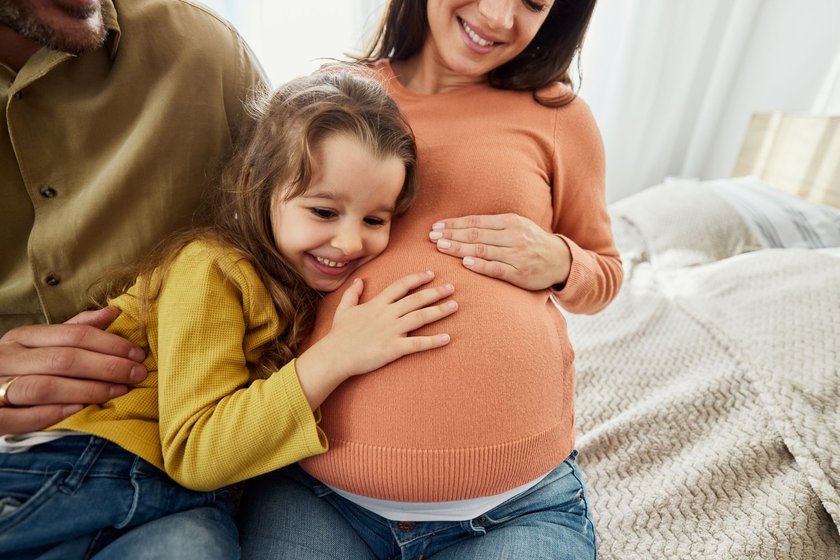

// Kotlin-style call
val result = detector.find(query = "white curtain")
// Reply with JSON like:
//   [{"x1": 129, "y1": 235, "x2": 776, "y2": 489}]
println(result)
[
  {"x1": 813, "y1": 48, "x2": 840, "y2": 114},
  {"x1": 204, "y1": 0, "x2": 840, "y2": 203},
  {"x1": 580, "y1": 0, "x2": 840, "y2": 201}
]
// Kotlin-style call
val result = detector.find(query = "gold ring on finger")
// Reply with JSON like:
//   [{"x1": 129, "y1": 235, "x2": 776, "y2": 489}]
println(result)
[{"x1": 0, "y1": 376, "x2": 21, "y2": 407}]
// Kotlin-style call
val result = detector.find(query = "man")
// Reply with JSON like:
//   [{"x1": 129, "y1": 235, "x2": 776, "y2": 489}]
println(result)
[
  {"x1": 1, "y1": 1, "x2": 267, "y2": 555},
  {"x1": 0, "y1": 0, "x2": 266, "y2": 439}
]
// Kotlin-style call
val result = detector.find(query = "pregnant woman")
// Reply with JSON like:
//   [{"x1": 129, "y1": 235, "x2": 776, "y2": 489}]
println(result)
[{"x1": 240, "y1": 1, "x2": 621, "y2": 558}]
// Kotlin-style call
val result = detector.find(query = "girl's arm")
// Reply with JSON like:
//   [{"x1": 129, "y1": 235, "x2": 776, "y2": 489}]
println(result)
[{"x1": 155, "y1": 246, "x2": 455, "y2": 491}]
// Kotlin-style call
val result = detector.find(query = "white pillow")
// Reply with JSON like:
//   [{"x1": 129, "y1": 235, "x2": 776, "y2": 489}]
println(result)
[
  {"x1": 703, "y1": 176, "x2": 840, "y2": 249},
  {"x1": 608, "y1": 181, "x2": 761, "y2": 269}
]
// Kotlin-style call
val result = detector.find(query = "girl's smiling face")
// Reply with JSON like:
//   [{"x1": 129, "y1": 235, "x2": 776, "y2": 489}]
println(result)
[
  {"x1": 421, "y1": 0, "x2": 554, "y2": 86},
  {"x1": 270, "y1": 133, "x2": 406, "y2": 293}
]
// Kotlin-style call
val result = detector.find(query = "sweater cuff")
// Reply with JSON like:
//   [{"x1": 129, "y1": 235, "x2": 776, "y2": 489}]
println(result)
[
  {"x1": 273, "y1": 359, "x2": 329, "y2": 454},
  {"x1": 551, "y1": 235, "x2": 594, "y2": 303},
  {"x1": 551, "y1": 234, "x2": 571, "y2": 291}
]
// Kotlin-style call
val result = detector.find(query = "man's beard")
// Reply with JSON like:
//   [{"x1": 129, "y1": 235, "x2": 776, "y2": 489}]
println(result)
[{"x1": 0, "y1": 0, "x2": 107, "y2": 55}]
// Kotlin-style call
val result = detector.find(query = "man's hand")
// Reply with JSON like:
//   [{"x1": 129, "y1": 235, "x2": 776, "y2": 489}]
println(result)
[{"x1": 0, "y1": 307, "x2": 147, "y2": 434}]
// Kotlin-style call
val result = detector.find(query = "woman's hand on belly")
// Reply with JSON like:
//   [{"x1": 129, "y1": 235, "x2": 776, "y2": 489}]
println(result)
[
  {"x1": 427, "y1": 213, "x2": 571, "y2": 291},
  {"x1": 294, "y1": 271, "x2": 457, "y2": 410}
]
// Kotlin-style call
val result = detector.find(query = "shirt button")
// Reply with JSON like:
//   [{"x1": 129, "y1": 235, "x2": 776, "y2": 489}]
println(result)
[
  {"x1": 45, "y1": 274, "x2": 61, "y2": 286},
  {"x1": 40, "y1": 186, "x2": 57, "y2": 198},
  {"x1": 396, "y1": 521, "x2": 416, "y2": 532}
]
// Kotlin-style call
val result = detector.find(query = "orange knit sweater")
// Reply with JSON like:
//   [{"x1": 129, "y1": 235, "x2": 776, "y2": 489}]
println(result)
[{"x1": 300, "y1": 61, "x2": 623, "y2": 501}]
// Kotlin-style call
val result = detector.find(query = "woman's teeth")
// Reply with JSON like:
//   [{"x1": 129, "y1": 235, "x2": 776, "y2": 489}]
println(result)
[
  {"x1": 315, "y1": 256, "x2": 348, "y2": 268},
  {"x1": 461, "y1": 19, "x2": 495, "y2": 47}
]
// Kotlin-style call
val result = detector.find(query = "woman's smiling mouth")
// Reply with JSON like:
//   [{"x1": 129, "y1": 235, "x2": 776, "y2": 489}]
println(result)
[{"x1": 459, "y1": 17, "x2": 497, "y2": 48}]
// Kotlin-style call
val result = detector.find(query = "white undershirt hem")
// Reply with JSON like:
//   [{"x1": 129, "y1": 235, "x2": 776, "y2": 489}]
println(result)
[
  {"x1": 0, "y1": 430, "x2": 84, "y2": 453},
  {"x1": 326, "y1": 471, "x2": 550, "y2": 521}
]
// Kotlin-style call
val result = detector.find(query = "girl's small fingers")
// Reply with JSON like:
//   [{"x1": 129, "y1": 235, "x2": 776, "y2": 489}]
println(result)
[
  {"x1": 395, "y1": 333, "x2": 452, "y2": 358},
  {"x1": 399, "y1": 300, "x2": 458, "y2": 332},
  {"x1": 336, "y1": 278, "x2": 364, "y2": 312},
  {"x1": 391, "y1": 282, "x2": 455, "y2": 316},
  {"x1": 374, "y1": 271, "x2": 435, "y2": 303}
]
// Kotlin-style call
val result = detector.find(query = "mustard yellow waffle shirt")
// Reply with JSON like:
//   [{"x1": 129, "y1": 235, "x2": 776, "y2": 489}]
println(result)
[{"x1": 50, "y1": 240, "x2": 327, "y2": 491}]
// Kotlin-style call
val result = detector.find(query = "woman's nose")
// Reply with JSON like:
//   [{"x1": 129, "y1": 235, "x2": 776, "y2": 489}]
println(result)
[{"x1": 478, "y1": 0, "x2": 515, "y2": 30}]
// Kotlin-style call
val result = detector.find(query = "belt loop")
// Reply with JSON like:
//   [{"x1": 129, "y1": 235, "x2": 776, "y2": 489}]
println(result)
[
  {"x1": 463, "y1": 519, "x2": 487, "y2": 535},
  {"x1": 59, "y1": 436, "x2": 107, "y2": 494}
]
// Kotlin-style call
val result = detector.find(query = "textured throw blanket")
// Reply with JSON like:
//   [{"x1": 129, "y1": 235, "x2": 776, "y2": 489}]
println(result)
[{"x1": 566, "y1": 187, "x2": 840, "y2": 559}]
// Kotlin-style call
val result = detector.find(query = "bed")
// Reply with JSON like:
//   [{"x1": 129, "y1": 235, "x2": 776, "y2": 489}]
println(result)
[{"x1": 566, "y1": 113, "x2": 840, "y2": 559}]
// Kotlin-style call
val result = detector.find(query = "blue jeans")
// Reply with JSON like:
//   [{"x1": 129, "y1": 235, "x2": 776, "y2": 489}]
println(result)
[
  {"x1": 0, "y1": 435, "x2": 238, "y2": 559},
  {"x1": 239, "y1": 451, "x2": 596, "y2": 559}
]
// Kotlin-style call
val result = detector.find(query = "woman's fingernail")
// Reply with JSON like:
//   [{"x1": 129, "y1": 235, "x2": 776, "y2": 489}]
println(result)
[
  {"x1": 432, "y1": 222, "x2": 445, "y2": 230},
  {"x1": 429, "y1": 231, "x2": 443, "y2": 240},
  {"x1": 444, "y1": 283, "x2": 454, "y2": 292},
  {"x1": 446, "y1": 301, "x2": 458, "y2": 310},
  {"x1": 439, "y1": 334, "x2": 451, "y2": 343},
  {"x1": 437, "y1": 240, "x2": 451, "y2": 249},
  {"x1": 463, "y1": 257, "x2": 475, "y2": 266}
]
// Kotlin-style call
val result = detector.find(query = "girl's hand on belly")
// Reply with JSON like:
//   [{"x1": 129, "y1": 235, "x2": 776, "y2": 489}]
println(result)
[
  {"x1": 428, "y1": 213, "x2": 571, "y2": 291},
  {"x1": 294, "y1": 271, "x2": 457, "y2": 409}
]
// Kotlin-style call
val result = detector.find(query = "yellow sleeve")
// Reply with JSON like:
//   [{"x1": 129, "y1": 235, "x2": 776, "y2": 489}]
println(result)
[{"x1": 154, "y1": 244, "x2": 328, "y2": 491}]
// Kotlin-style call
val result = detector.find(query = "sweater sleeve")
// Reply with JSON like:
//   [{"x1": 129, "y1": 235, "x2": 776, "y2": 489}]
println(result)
[
  {"x1": 154, "y1": 245, "x2": 327, "y2": 491},
  {"x1": 550, "y1": 97, "x2": 623, "y2": 314}
]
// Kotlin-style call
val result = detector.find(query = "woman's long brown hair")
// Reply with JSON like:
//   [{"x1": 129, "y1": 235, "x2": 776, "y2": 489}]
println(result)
[
  {"x1": 94, "y1": 65, "x2": 417, "y2": 377},
  {"x1": 355, "y1": 0, "x2": 597, "y2": 106}
]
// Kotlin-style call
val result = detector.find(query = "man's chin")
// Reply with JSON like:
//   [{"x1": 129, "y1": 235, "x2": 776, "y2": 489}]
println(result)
[
  {"x1": 0, "y1": 0, "x2": 107, "y2": 55},
  {"x1": 42, "y1": 11, "x2": 107, "y2": 54}
]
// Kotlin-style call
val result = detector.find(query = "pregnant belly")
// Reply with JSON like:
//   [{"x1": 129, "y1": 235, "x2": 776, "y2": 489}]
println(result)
[{"x1": 307, "y1": 236, "x2": 573, "y2": 450}]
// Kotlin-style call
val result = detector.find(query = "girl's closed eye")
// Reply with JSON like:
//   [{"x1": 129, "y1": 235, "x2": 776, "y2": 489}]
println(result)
[
  {"x1": 311, "y1": 207, "x2": 337, "y2": 219},
  {"x1": 364, "y1": 216, "x2": 388, "y2": 227}
]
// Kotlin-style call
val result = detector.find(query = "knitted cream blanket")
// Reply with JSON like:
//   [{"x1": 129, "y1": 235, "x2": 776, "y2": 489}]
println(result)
[{"x1": 566, "y1": 188, "x2": 840, "y2": 559}]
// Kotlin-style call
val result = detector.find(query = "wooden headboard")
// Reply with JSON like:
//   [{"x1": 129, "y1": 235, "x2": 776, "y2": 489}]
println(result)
[{"x1": 732, "y1": 112, "x2": 840, "y2": 208}]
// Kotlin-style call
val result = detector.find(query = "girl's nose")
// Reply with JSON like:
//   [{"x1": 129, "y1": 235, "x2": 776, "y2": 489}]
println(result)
[{"x1": 331, "y1": 226, "x2": 364, "y2": 255}]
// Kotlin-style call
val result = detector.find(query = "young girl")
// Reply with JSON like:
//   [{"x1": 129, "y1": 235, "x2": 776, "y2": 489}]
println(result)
[
  {"x1": 0, "y1": 67, "x2": 458, "y2": 558},
  {"x1": 240, "y1": 2, "x2": 621, "y2": 559}
]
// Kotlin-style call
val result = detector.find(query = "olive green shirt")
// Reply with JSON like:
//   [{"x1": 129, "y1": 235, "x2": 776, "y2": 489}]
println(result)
[{"x1": 0, "y1": 0, "x2": 266, "y2": 333}]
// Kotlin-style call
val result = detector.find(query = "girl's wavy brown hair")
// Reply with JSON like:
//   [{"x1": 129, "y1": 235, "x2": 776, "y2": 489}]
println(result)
[
  {"x1": 95, "y1": 65, "x2": 417, "y2": 376},
  {"x1": 355, "y1": 0, "x2": 597, "y2": 106}
]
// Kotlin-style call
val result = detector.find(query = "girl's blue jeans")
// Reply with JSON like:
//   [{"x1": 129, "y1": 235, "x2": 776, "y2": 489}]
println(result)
[
  {"x1": 0, "y1": 435, "x2": 238, "y2": 559},
  {"x1": 239, "y1": 450, "x2": 596, "y2": 560}
]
